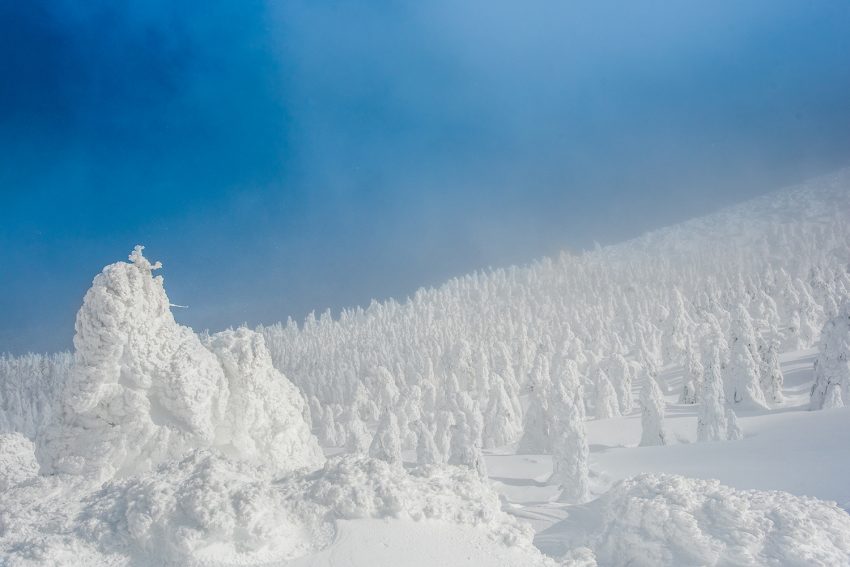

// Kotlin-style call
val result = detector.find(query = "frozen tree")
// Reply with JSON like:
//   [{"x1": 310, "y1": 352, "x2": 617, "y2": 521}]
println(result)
[
  {"x1": 319, "y1": 407, "x2": 340, "y2": 446},
  {"x1": 368, "y1": 410, "x2": 402, "y2": 465},
  {"x1": 415, "y1": 420, "x2": 441, "y2": 465},
  {"x1": 822, "y1": 384, "x2": 845, "y2": 409},
  {"x1": 343, "y1": 407, "x2": 371, "y2": 454},
  {"x1": 810, "y1": 302, "x2": 850, "y2": 410},
  {"x1": 482, "y1": 382, "x2": 520, "y2": 448},
  {"x1": 517, "y1": 379, "x2": 550, "y2": 454},
  {"x1": 757, "y1": 341, "x2": 784, "y2": 404},
  {"x1": 594, "y1": 369, "x2": 621, "y2": 420},
  {"x1": 639, "y1": 377, "x2": 667, "y2": 446},
  {"x1": 698, "y1": 349, "x2": 742, "y2": 442},
  {"x1": 679, "y1": 345, "x2": 703, "y2": 404},
  {"x1": 448, "y1": 412, "x2": 487, "y2": 477},
  {"x1": 725, "y1": 306, "x2": 769, "y2": 409},
  {"x1": 434, "y1": 410, "x2": 455, "y2": 463},
  {"x1": 550, "y1": 361, "x2": 589, "y2": 503},
  {"x1": 605, "y1": 353, "x2": 634, "y2": 413}
]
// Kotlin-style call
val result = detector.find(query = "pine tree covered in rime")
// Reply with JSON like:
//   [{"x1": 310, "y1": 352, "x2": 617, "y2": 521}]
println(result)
[
  {"x1": 434, "y1": 410, "x2": 455, "y2": 463},
  {"x1": 549, "y1": 361, "x2": 589, "y2": 504},
  {"x1": 482, "y1": 382, "x2": 519, "y2": 449},
  {"x1": 757, "y1": 341, "x2": 785, "y2": 404},
  {"x1": 343, "y1": 408, "x2": 371, "y2": 454},
  {"x1": 415, "y1": 420, "x2": 441, "y2": 465},
  {"x1": 517, "y1": 357, "x2": 552, "y2": 454},
  {"x1": 725, "y1": 306, "x2": 769, "y2": 409},
  {"x1": 594, "y1": 369, "x2": 621, "y2": 420},
  {"x1": 368, "y1": 410, "x2": 402, "y2": 465},
  {"x1": 604, "y1": 353, "x2": 634, "y2": 413},
  {"x1": 698, "y1": 349, "x2": 742, "y2": 442},
  {"x1": 679, "y1": 343, "x2": 703, "y2": 404},
  {"x1": 448, "y1": 412, "x2": 487, "y2": 478},
  {"x1": 639, "y1": 377, "x2": 667, "y2": 446},
  {"x1": 662, "y1": 288, "x2": 695, "y2": 365},
  {"x1": 810, "y1": 302, "x2": 850, "y2": 410}
]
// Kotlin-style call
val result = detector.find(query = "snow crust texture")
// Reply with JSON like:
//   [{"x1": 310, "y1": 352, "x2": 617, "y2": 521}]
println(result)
[{"x1": 575, "y1": 474, "x2": 850, "y2": 567}]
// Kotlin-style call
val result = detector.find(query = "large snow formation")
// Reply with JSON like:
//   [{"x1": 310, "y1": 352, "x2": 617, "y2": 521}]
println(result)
[{"x1": 37, "y1": 246, "x2": 321, "y2": 480}]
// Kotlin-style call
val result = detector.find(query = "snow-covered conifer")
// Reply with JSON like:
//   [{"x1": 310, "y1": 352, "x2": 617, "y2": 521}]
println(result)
[
  {"x1": 757, "y1": 341, "x2": 784, "y2": 404},
  {"x1": 594, "y1": 369, "x2": 620, "y2": 420},
  {"x1": 415, "y1": 420, "x2": 441, "y2": 465},
  {"x1": 639, "y1": 377, "x2": 667, "y2": 446},
  {"x1": 810, "y1": 302, "x2": 850, "y2": 410},
  {"x1": 368, "y1": 410, "x2": 402, "y2": 465},
  {"x1": 549, "y1": 361, "x2": 589, "y2": 503}
]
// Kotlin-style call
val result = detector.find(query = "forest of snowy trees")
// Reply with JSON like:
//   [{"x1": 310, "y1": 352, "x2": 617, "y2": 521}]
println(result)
[{"x1": 2, "y1": 173, "x2": 849, "y2": 501}]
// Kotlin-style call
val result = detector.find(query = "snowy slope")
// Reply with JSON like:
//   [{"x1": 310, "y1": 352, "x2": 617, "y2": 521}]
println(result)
[{"x1": 2, "y1": 170, "x2": 850, "y2": 566}]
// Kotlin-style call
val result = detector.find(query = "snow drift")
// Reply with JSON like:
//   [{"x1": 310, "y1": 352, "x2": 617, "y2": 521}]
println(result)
[{"x1": 542, "y1": 473, "x2": 850, "y2": 566}]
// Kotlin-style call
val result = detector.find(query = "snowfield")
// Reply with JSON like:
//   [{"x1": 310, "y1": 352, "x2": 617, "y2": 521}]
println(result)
[{"x1": 2, "y1": 169, "x2": 850, "y2": 565}]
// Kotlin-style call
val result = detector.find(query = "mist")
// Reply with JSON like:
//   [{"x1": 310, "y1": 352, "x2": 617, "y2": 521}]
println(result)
[{"x1": 2, "y1": 0, "x2": 849, "y2": 353}]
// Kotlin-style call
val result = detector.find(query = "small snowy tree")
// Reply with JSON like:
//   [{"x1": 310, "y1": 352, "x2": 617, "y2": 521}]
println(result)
[
  {"x1": 549, "y1": 361, "x2": 589, "y2": 503},
  {"x1": 415, "y1": 420, "x2": 441, "y2": 465},
  {"x1": 369, "y1": 411, "x2": 402, "y2": 465},
  {"x1": 343, "y1": 408, "x2": 371, "y2": 454},
  {"x1": 757, "y1": 341, "x2": 784, "y2": 404},
  {"x1": 448, "y1": 412, "x2": 487, "y2": 478},
  {"x1": 482, "y1": 382, "x2": 520, "y2": 449},
  {"x1": 594, "y1": 369, "x2": 621, "y2": 420},
  {"x1": 697, "y1": 349, "x2": 742, "y2": 442},
  {"x1": 725, "y1": 307, "x2": 769, "y2": 409},
  {"x1": 810, "y1": 302, "x2": 850, "y2": 410},
  {"x1": 639, "y1": 377, "x2": 667, "y2": 446}
]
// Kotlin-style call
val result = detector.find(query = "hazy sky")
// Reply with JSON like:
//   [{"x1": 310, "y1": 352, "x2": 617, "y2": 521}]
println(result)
[{"x1": 2, "y1": 1, "x2": 850, "y2": 353}]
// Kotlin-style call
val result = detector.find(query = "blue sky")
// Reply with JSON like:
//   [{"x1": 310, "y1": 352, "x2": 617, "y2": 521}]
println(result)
[{"x1": 2, "y1": 1, "x2": 849, "y2": 353}]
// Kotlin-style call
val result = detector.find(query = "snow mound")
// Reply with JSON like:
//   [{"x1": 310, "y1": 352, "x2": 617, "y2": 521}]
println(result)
[
  {"x1": 561, "y1": 473, "x2": 850, "y2": 566},
  {"x1": 0, "y1": 433, "x2": 38, "y2": 491},
  {"x1": 2, "y1": 453, "x2": 545, "y2": 566},
  {"x1": 37, "y1": 246, "x2": 322, "y2": 481},
  {"x1": 78, "y1": 450, "x2": 322, "y2": 566},
  {"x1": 285, "y1": 455, "x2": 535, "y2": 548}
]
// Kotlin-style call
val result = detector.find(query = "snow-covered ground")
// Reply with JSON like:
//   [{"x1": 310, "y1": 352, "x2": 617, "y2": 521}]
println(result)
[{"x1": 487, "y1": 350, "x2": 850, "y2": 560}]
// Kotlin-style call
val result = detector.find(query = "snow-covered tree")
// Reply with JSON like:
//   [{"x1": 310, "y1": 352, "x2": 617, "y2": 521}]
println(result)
[
  {"x1": 369, "y1": 410, "x2": 402, "y2": 465},
  {"x1": 757, "y1": 341, "x2": 784, "y2": 404},
  {"x1": 343, "y1": 407, "x2": 371, "y2": 454},
  {"x1": 639, "y1": 377, "x2": 667, "y2": 446},
  {"x1": 725, "y1": 306, "x2": 769, "y2": 409},
  {"x1": 594, "y1": 369, "x2": 621, "y2": 420},
  {"x1": 482, "y1": 382, "x2": 520, "y2": 449},
  {"x1": 549, "y1": 361, "x2": 589, "y2": 503},
  {"x1": 517, "y1": 352, "x2": 552, "y2": 453},
  {"x1": 810, "y1": 302, "x2": 850, "y2": 410},
  {"x1": 698, "y1": 349, "x2": 742, "y2": 442},
  {"x1": 415, "y1": 420, "x2": 441, "y2": 465}
]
